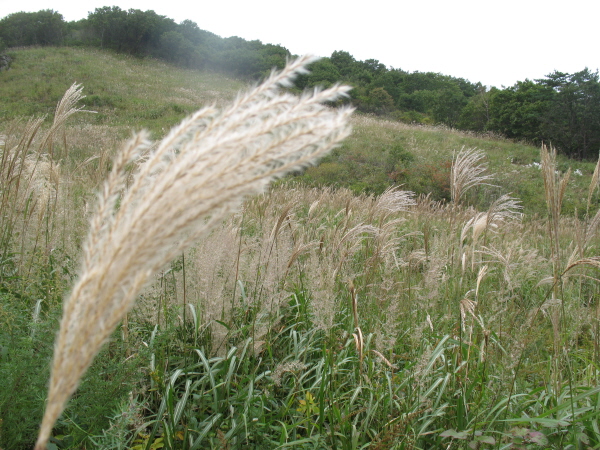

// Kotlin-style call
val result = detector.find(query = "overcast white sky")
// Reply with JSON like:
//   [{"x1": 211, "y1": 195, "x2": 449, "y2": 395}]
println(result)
[{"x1": 1, "y1": 0, "x2": 597, "y2": 88}]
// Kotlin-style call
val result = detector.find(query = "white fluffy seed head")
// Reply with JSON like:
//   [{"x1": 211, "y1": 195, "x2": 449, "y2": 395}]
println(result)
[{"x1": 35, "y1": 55, "x2": 353, "y2": 449}]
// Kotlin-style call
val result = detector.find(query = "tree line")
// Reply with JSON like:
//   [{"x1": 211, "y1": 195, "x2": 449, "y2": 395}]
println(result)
[{"x1": 1, "y1": 8, "x2": 599, "y2": 159}]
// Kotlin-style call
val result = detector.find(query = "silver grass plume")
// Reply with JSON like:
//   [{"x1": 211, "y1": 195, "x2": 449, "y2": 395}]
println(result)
[
  {"x1": 35, "y1": 55, "x2": 353, "y2": 449},
  {"x1": 451, "y1": 146, "x2": 496, "y2": 205},
  {"x1": 540, "y1": 144, "x2": 570, "y2": 298}
]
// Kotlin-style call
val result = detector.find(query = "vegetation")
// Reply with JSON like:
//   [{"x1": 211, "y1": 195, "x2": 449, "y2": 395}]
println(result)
[
  {"x1": 32, "y1": 55, "x2": 353, "y2": 449},
  {"x1": 1, "y1": 47, "x2": 596, "y2": 216},
  {"x1": 2, "y1": 48, "x2": 600, "y2": 450},
  {"x1": 2, "y1": 8, "x2": 600, "y2": 159}
]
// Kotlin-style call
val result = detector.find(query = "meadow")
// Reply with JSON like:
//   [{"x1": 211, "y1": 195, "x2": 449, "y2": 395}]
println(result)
[{"x1": 1, "y1": 47, "x2": 600, "y2": 450}]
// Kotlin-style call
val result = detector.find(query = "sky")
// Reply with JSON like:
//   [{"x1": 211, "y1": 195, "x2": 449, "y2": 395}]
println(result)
[{"x1": 0, "y1": 0, "x2": 597, "y2": 88}]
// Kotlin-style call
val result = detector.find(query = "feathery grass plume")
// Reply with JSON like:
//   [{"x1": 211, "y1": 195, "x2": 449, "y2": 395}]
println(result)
[
  {"x1": 541, "y1": 144, "x2": 571, "y2": 225},
  {"x1": 39, "y1": 83, "x2": 96, "y2": 160},
  {"x1": 0, "y1": 119, "x2": 40, "y2": 260},
  {"x1": 561, "y1": 256, "x2": 600, "y2": 283},
  {"x1": 486, "y1": 193, "x2": 523, "y2": 226},
  {"x1": 373, "y1": 186, "x2": 416, "y2": 216},
  {"x1": 541, "y1": 144, "x2": 570, "y2": 299},
  {"x1": 476, "y1": 264, "x2": 488, "y2": 298},
  {"x1": 480, "y1": 240, "x2": 545, "y2": 298},
  {"x1": 587, "y1": 152, "x2": 600, "y2": 212},
  {"x1": 450, "y1": 146, "x2": 495, "y2": 205},
  {"x1": 1, "y1": 85, "x2": 93, "y2": 275},
  {"x1": 461, "y1": 194, "x2": 522, "y2": 268},
  {"x1": 35, "y1": 55, "x2": 353, "y2": 449}
]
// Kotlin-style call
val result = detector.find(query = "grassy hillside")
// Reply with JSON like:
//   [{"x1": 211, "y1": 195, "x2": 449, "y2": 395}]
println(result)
[
  {"x1": 2, "y1": 47, "x2": 600, "y2": 449},
  {"x1": 301, "y1": 115, "x2": 598, "y2": 216},
  {"x1": 0, "y1": 47, "x2": 246, "y2": 132},
  {"x1": 2, "y1": 47, "x2": 596, "y2": 217}
]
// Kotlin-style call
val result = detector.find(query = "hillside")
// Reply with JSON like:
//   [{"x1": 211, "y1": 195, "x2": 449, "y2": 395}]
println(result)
[
  {"x1": 3, "y1": 8, "x2": 600, "y2": 161},
  {"x1": 3, "y1": 47, "x2": 600, "y2": 450},
  {"x1": 1, "y1": 47, "x2": 596, "y2": 216},
  {"x1": 0, "y1": 47, "x2": 246, "y2": 132}
]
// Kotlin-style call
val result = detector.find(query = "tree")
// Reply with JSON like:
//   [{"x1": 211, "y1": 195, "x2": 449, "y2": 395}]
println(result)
[
  {"x1": 295, "y1": 58, "x2": 342, "y2": 89},
  {"x1": 428, "y1": 85, "x2": 468, "y2": 126},
  {"x1": 487, "y1": 80, "x2": 554, "y2": 143},
  {"x1": 86, "y1": 6, "x2": 128, "y2": 50},
  {"x1": 539, "y1": 69, "x2": 600, "y2": 158},
  {"x1": 0, "y1": 10, "x2": 66, "y2": 47},
  {"x1": 370, "y1": 68, "x2": 407, "y2": 105},
  {"x1": 86, "y1": 7, "x2": 175, "y2": 55},
  {"x1": 260, "y1": 43, "x2": 289, "y2": 71},
  {"x1": 458, "y1": 86, "x2": 494, "y2": 131},
  {"x1": 360, "y1": 58, "x2": 387, "y2": 77},
  {"x1": 482, "y1": 70, "x2": 600, "y2": 158},
  {"x1": 367, "y1": 87, "x2": 395, "y2": 114},
  {"x1": 158, "y1": 31, "x2": 195, "y2": 66},
  {"x1": 330, "y1": 50, "x2": 356, "y2": 77},
  {"x1": 120, "y1": 9, "x2": 173, "y2": 55}
]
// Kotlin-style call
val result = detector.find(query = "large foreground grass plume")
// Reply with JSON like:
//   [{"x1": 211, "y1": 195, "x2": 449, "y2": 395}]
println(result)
[{"x1": 35, "y1": 55, "x2": 353, "y2": 449}]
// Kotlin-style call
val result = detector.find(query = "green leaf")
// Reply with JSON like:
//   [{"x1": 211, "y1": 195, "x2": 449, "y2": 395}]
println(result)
[
  {"x1": 503, "y1": 417, "x2": 570, "y2": 427},
  {"x1": 474, "y1": 435, "x2": 496, "y2": 444},
  {"x1": 510, "y1": 427, "x2": 530, "y2": 438},
  {"x1": 528, "y1": 431, "x2": 548, "y2": 446},
  {"x1": 215, "y1": 320, "x2": 230, "y2": 330},
  {"x1": 441, "y1": 429, "x2": 469, "y2": 440}
]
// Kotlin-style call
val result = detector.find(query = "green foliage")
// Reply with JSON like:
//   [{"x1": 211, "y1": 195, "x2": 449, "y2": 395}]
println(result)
[
  {"x1": 86, "y1": 7, "x2": 174, "y2": 55},
  {"x1": 0, "y1": 290, "x2": 146, "y2": 449},
  {"x1": 329, "y1": 50, "x2": 356, "y2": 77},
  {"x1": 4, "y1": 42, "x2": 600, "y2": 450},
  {"x1": 403, "y1": 159, "x2": 453, "y2": 201},
  {"x1": 458, "y1": 86, "x2": 493, "y2": 131},
  {"x1": 295, "y1": 58, "x2": 341, "y2": 89},
  {"x1": 391, "y1": 109, "x2": 432, "y2": 124},
  {"x1": 426, "y1": 84, "x2": 469, "y2": 126},
  {"x1": 81, "y1": 7, "x2": 290, "y2": 79},
  {"x1": 539, "y1": 69, "x2": 600, "y2": 159},
  {"x1": 3, "y1": 7, "x2": 600, "y2": 161},
  {"x1": 484, "y1": 70, "x2": 600, "y2": 159},
  {"x1": 0, "y1": 10, "x2": 66, "y2": 47},
  {"x1": 487, "y1": 80, "x2": 553, "y2": 143},
  {"x1": 0, "y1": 47, "x2": 245, "y2": 132},
  {"x1": 0, "y1": 294, "x2": 53, "y2": 449},
  {"x1": 365, "y1": 87, "x2": 395, "y2": 115}
]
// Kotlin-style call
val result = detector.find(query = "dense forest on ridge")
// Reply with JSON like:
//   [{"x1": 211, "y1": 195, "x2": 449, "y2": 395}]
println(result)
[{"x1": 1, "y1": 7, "x2": 600, "y2": 159}]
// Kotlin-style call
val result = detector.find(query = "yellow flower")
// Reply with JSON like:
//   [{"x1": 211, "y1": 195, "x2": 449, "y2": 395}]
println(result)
[{"x1": 297, "y1": 391, "x2": 319, "y2": 416}]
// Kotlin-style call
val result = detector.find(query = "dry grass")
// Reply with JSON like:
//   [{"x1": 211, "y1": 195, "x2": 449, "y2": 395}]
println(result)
[
  {"x1": 1, "y1": 51, "x2": 600, "y2": 448},
  {"x1": 0, "y1": 84, "x2": 95, "y2": 287},
  {"x1": 450, "y1": 146, "x2": 496, "y2": 205},
  {"x1": 34, "y1": 56, "x2": 353, "y2": 449},
  {"x1": 541, "y1": 144, "x2": 571, "y2": 302}
]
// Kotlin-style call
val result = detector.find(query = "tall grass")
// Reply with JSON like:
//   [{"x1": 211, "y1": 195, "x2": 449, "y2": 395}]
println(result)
[
  {"x1": 119, "y1": 178, "x2": 600, "y2": 449},
  {"x1": 0, "y1": 83, "x2": 94, "y2": 298},
  {"x1": 33, "y1": 55, "x2": 353, "y2": 450},
  {"x1": 2, "y1": 51, "x2": 600, "y2": 450}
]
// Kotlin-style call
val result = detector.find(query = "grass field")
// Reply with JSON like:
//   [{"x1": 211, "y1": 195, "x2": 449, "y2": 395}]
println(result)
[{"x1": 2, "y1": 47, "x2": 600, "y2": 450}]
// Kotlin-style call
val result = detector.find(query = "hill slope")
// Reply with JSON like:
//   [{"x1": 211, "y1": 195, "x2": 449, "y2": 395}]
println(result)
[
  {"x1": 4, "y1": 47, "x2": 600, "y2": 450},
  {"x1": 1, "y1": 46, "x2": 596, "y2": 215}
]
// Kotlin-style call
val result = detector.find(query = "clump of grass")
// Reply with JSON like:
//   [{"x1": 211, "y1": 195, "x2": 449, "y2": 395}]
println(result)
[
  {"x1": 34, "y1": 55, "x2": 353, "y2": 449},
  {"x1": 450, "y1": 146, "x2": 496, "y2": 206},
  {"x1": 0, "y1": 83, "x2": 93, "y2": 288},
  {"x1": 2, "y1": 47, "x2": 600, "y2": 449},
  {"x1": 541, "y1": 144, "x2": 571, "y2": 282}
]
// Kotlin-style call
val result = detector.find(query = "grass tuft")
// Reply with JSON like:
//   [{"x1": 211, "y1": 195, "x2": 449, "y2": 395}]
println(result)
[{"x1": 34, "y1": 55, "x2": 353, "y2": 449}]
